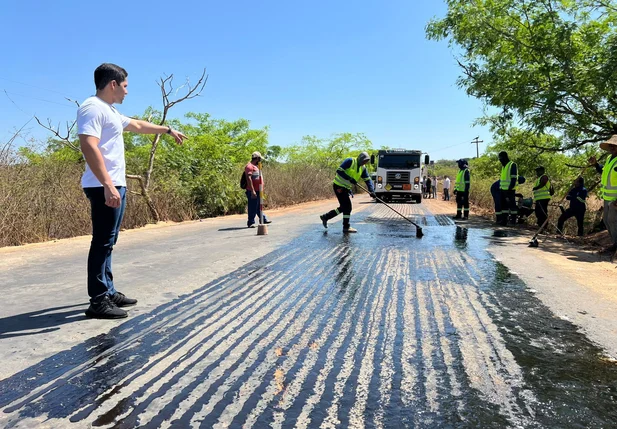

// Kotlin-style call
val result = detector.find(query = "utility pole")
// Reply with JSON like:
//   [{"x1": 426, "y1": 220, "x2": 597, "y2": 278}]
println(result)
[{"x1": 471, "y1": 136, "x2": 484, "y2": 158}]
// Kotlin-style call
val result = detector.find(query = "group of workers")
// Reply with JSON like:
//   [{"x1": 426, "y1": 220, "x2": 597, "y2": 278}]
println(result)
[
  {"x1": 454, "y1": 151, "x2": 588, "y2": 233},
  {"x1": 253, "y1": 138, "x2": 617, "y2": 252},
  {"x1": 450, "y1": 135, "x2": 617, "y2": 253}
]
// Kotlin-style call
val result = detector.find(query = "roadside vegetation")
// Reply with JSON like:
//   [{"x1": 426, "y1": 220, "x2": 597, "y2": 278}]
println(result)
[
  {"x1": 425, "y1": 0, "x2": 617, "y2": 237},
  {"x1": 0, "y1": 116, "x2": 372, "y2": 247},
  {"x1": 3, "y1": 0, "x2": 617, "y2": 246}
]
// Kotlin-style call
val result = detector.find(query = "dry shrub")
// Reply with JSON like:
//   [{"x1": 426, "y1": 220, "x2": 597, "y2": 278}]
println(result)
[
  {"x1": 262, "y1": 163, "x2": 333, "y2": 208},
  {"x1": 0, "y1": 156, "x2": 91, "y2": 246},
  {"x1": 0, "y1": 154, "x2": 336, "y2": 247},
  {"x1": 0, "y1": 152, "x2": 194, "y2": 247}
]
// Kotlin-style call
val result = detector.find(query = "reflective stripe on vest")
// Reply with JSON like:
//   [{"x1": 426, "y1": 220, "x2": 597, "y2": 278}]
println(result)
[
  {"x1": 533, "y1": 175, "x2": 551, "y2": 200},
  {"x1": 500, "y1": 161, "x2": 517, "y2": 191},
  {"x1": 601, "y1": 156, "x2": 617, "y2": 201},
  {"x1": 455, "y1": 169, "x2": 470, "y2": 192},
  {"x1": 333, "y1": 158, "x2": 363, "y2": 189}
]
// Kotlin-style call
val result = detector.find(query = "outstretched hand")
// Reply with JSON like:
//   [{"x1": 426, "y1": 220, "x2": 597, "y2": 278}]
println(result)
[{"x1": 170, "y1": 129, "x2": 187, "y2": 145}]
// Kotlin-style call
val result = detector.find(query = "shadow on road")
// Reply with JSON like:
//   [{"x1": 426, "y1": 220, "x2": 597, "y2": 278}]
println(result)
[
  {"x1": 0, "y1": 304, "x2": 87, "y2": 338},
  {"x1": 218, "y1": 227, "x2": 250, "y2": 232}
]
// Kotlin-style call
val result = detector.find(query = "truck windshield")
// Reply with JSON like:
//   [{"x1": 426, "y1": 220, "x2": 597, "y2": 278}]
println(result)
[{"x1": 378, "y1": 154, "x2": 420, "y2": 169}]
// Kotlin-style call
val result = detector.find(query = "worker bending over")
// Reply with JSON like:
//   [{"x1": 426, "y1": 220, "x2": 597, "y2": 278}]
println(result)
[
  {"x1": 557, "y1": 176, "x2": 587, "y2": 236},
  {"x1": 320, "y1": 152, "x2": 375, "y2": 233}
]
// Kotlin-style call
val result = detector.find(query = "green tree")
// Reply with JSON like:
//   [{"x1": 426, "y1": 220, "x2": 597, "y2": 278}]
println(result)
[
  {"x1": 283, "y1": 133, "x2": 372, "y2": 170},
  {"x1": 426, "y1": 0, "x2": 617, "y2": 151}
]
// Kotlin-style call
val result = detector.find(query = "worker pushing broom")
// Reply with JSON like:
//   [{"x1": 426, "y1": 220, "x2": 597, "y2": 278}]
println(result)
[
  {"x1": 320, "y1": 152, "x2": 375, "y2": 233},
  {"x1": 320, "y1": 151, "x2": 424, "y2": 237}
]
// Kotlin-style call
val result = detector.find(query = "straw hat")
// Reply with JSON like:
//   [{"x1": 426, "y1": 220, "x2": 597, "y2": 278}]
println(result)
[{"x1": 600, "y1": 135, "x2": 617, "y2": 151}]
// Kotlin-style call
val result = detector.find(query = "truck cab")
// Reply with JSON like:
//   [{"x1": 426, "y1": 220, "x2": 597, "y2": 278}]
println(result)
[{"x1": 372, "y1": 149, "x2": 429, "y2": 204}]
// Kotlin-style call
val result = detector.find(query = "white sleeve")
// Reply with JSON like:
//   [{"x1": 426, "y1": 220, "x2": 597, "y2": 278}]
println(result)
[
  {"x1": 120, "y1": 114, "x2": 131, "y2": 129},
  {"x1": 77, "y1": 103, "x2": 103, "y2": 138}
]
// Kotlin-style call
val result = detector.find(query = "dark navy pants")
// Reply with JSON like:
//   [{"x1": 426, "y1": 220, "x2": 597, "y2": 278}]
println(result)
[{"x1": 83, "y1": 186, "x2": 126, "y2": 302}]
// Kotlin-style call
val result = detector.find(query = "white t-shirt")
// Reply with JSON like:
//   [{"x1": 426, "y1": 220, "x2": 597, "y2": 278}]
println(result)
[
  {"x1": 444, "y1": 178, "x2": 451, "y2": 189},
  {"x1": 77, "y1": 96, "x2": 131, "y2": 188}
]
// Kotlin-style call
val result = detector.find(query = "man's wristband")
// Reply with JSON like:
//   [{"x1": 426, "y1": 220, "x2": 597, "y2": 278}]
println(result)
[{"x1": 166, "y1": 126, "x2": 172, "y2": 134}]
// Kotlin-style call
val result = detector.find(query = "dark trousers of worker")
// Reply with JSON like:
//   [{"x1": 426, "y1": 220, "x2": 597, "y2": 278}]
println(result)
[
  {"x1": 444, "y1": 188, "x2": 450, "y2": 201},
  {"x1": 455, "y1": 192, "x2": 469, "y2": 218},
  {"x1": 84, "y1": 186, "x2": 126, "y2": 303},
  {"x1": 535, "y1": 199, "x2": 550, "y2": 226},
  {"x1": 246, "y1": 190, "x2": 268, "y2": 226},
  {"x1": 323, "y1": 184, "x2": 352, "y2": 229},
  {"x1": 499, "y1": 190, "x2": 517, "y2": 224},
  {"x1": 557, "y1": 208, "x2": 585, "y2": 236}
]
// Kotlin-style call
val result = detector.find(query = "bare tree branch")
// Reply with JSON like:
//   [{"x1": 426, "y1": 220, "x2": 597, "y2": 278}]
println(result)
[
  {"x1": 126, "y1": 174, "x2": 159, "y2": 221},
  {"x1": 34, "y1": 116, "x2": 80, "y2": 152},
  {"x1": 144, "y1": 68, "x2": 208, "y2": 190}
]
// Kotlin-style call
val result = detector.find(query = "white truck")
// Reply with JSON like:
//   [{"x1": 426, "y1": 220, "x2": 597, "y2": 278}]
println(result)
[{"x1": 371, "y1": 149, "x2": 429, "y2": 204}]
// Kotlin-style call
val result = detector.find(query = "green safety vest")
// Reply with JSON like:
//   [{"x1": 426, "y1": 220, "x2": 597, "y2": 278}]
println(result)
[
  {"x1": 333, "y1": 158, "x2": 364, "y2": 189},
  {"x1": 601, "y1": 155, "x2": 617, "y2": 201},
  {"x1": 533, "y1": 175, "x2": 551, "y2": 201},
  {"x1": 455, "y1": 168, "x2": 470, "y2": 192},
  {"x1": 500, "y1": 161, "x2": 517, "y2": 191}
]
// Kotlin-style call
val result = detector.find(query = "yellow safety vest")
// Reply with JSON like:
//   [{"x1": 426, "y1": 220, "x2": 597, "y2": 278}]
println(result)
[
  {"x1": 500, "y1": 161, "x2": 517, "y2": 191},
  {"x1": 333, "y1": 158, "x2": 364, "y2": 190},
  {"x1": 601, "y1": 156, "x2": 617, "y2": 201},
  {"x1": 533, "y1": 175, "x2": 551, "y2": 201},
  {"x1": 455, "y1": 168, "x2": 470, "y2": 192}
]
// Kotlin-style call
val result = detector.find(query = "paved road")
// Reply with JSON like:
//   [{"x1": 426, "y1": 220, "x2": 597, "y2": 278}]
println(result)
[{"x1": 1, "y1": 200, "x2": 616, "y2": 428}]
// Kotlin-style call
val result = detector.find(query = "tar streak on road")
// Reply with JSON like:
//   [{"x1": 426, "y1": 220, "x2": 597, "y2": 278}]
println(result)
[{"x1": 1, "y1": 203, "x2": 617, "y2": 428}]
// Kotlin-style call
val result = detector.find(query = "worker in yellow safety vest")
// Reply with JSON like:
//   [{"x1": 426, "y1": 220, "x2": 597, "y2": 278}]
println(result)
[
  {"x1": 453, "y1": 159, "x2": 470, "y2": 220},
  {"x1": 498, "y1": 151, "x2": 519, "y2": 226},
  {"x1": 532, "y1": 166, "x2": 552, "y2": 227},
  {"x1": 589, "y1": 135, "x2": 617, "y2": 252},
  {"x1": 320, "y1": 152, "x2": 375, "y2": 233}
]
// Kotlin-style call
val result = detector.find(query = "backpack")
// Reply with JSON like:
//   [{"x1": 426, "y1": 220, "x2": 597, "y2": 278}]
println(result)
[{"x1": 240, "y1": 171, "x2": 247, "y2": 189}]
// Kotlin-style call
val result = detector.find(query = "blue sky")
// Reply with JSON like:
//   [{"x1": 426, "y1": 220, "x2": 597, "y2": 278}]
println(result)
[{"x1": 0, "y1": 0, "x2": 491, "y2": 160}]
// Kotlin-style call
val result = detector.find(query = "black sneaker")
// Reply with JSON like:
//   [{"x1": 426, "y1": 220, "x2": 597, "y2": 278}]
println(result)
[
  {"x1": 263, "y1": 219, "x2": 272, "y2": 224},
  {"x1": 110, "y1": 291, "x2": 138, "y2": 307},
  {"x1": 320, "y1": 215, "x2": 328, "y2": 229},
  {"x1": 85, "y1": 295, "x2": 128, "y2": 319},
  {"x1": 248, "y1": 224, "x2": 256, "y2": 228}
]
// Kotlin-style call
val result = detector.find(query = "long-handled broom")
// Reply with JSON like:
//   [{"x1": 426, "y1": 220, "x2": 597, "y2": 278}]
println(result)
[{"x1": 356, "y1": 183, "x2": 424, "y2": 238}]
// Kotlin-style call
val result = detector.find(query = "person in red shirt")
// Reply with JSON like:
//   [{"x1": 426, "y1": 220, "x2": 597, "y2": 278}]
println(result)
[{"x1": 245, "y1": 151, "x2": 272, "y2": 228}]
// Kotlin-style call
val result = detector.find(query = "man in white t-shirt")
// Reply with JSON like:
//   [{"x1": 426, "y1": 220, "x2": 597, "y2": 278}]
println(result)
[
  {"x1": 443, "y1": 176, "x2": 451, "y2": 201},
  {"x1": 78, "y1": 63, "x2": 186, "y2": 319}
]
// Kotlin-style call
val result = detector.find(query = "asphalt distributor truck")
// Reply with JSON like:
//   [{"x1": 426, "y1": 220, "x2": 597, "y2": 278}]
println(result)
[{"x1": 371, "y1": 149, "x2": 429, "y2": 203}]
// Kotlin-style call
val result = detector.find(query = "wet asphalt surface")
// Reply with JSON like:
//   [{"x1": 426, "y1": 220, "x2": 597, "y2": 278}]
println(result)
[{"x1": 1, "y1": 203, "x2": 617, "y2": 428}]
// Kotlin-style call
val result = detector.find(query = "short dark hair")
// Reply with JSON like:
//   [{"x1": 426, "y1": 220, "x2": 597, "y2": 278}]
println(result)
[{"x1": 94, "y1": 63, "x2": 128, "y2": 90}]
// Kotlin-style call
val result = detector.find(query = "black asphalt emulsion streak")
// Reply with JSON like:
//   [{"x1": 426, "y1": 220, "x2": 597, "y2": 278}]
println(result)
[{"x1": 1, "y1": 203, "x2": 617, "y2": 428}]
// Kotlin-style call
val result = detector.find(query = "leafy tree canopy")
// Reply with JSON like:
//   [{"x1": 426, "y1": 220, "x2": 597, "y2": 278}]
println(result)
[
  {"x1": 426, "y1": 0, "x2": 617, "y2": 151},
  {"x1": 283, "y1": 133, "x2": 373, "y2": 170}
]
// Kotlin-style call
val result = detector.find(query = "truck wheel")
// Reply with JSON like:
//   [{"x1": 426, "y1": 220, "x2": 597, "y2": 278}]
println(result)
[{"x1": 414, "y1": 195, "x2": 422, "y2": 204}]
